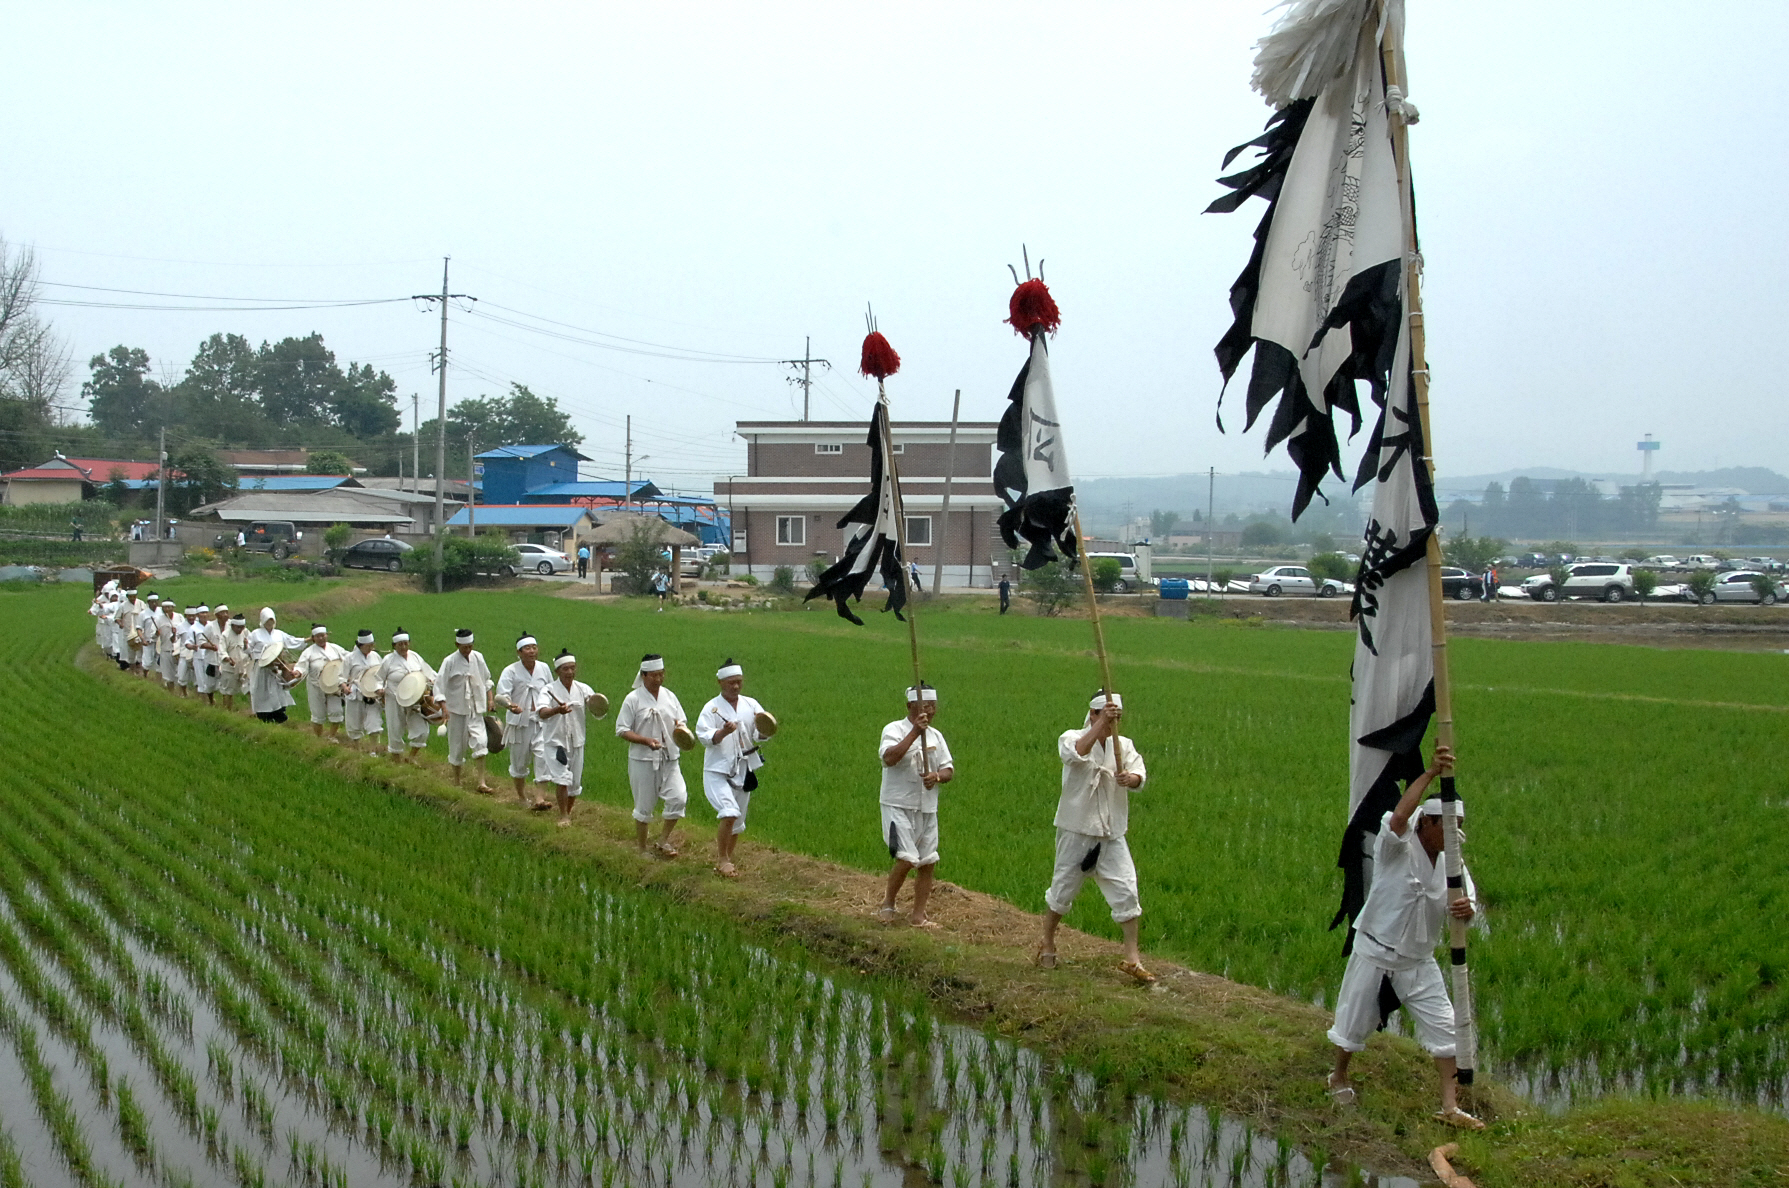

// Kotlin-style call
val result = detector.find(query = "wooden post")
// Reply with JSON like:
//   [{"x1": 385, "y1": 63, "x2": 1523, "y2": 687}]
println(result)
[
  {"x1": 1071, "y1": 502, "x2": 1124, "y2": 775},
  {"x1": 879, "y1": 384, "x2": 929, "y2": 772},
  {"x1": 1381, "y1": 13, "x2": 1476, "y2": 1088},
  {"x1": 671, "y1": 544, "x2": 682, "y2": 594},
  {"x1": 931, "y1": 389, "x2": 961, "y2": 596}
]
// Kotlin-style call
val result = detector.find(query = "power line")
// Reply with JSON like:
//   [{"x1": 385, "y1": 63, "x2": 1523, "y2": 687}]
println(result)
[
  {"x1": 41, "y1": 281, "x2": 416, "y2": 304},
  {"x1": 39, "y1": 296, "x2": 415, "y2": 313},
  {"x1": 476, "y1": 300, "x2": 785, "y2": 364}
]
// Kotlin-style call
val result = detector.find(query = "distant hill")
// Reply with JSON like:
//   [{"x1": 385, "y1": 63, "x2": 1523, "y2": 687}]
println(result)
[{"x1": 1437, "y1": 467, "x2": 1789, "y2": 498}]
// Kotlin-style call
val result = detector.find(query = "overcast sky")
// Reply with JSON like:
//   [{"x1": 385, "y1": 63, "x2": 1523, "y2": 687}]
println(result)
[{"x1": 7, "y1": 2, "x2": 1786, "y2": 493}]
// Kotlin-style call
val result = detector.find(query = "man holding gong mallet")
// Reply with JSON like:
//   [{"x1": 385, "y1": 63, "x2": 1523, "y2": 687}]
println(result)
[
  {"x1": 877, "y1": 683, "x2": 953, "y2": 928},
  {"x1": 1034, "y1": 690, "x2": 1154, "y2": 985}
]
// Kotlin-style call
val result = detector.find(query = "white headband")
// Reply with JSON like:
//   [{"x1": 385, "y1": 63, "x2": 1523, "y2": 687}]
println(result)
[
  {"x1": 1090, "y1": 692, "x2": 1124, "y2": 711},
  {"x1": 357, "y1": 631, "x2": 375, "y2": 644},
  {"x1": 516, "y1": 636, "x2": 537, "y2": 650},
  {"x1": 311, "y1": 625, "x2": 328, "y2": 636},
  {"x1": 716, "y1": 664, "x2": 743, "y2": 680},
  {"x1": 1419, "y1": 798, "x2": 1465, "y2": 820},
  {"x1": 229, "y1": 615, "x2": 246, "y2": 624},
  {"x1": 259, "y1": 607, "x2": 276, "y2": 623},
  {"x1": 196, "y1": 605, "x2": 210, "y2": 613},
  {"x1": 214, "y1": 604, "x2": 229, "y2": 612},
  {"x1": 392, "y1": 632, "x2": 410, "y2": 643},
  {"x1": 555, "y1": 653, "x2": 577, "y2": 669},
  {"x1": 455, "y1": 629, "x2": 474, "y2": 642},
  {"x1": 639, "y1": 657, "x2": 665, "y2": 673},
  {"x1": 905, "y1": 686, "x2": 938, "y2": 703}
]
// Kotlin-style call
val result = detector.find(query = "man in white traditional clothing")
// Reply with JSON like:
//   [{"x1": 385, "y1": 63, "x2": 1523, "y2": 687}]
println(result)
[
  {"x1": 193, "y1": 605, "x2": 221, "y2": 704},
  {"x1": 118, "y1": 589, "x2": 147, "y2": 673},
  {"x1": 437, "y1": 628, "x2": 496, "y2": 792},
  {"x1": 1035, "y1": 692, "x2": 1155, "y2": 985},
  {"x1": 696, "y1": 659, "x2": 771, "y2": 877},
  {"x1": 495, "y1": 633, "x2": 553, "y2": 810},
  {"x1": 247, "y1": 607, "x2": 307, "y2": 723},
  {"x1": 377, "y1": 628, "x2": 436, "y2": 762},
  {"x1": 296, "y1": 624, "x2": 350, "y2": 741},
  {"x1": 218, "y1": 610, "x2": 249, "y2": 711},
  {"x1": 174, "y1": 606, "x2": 199, "y2": 697},
  {"x1": 137, "y1": 593, "x2": 160, "y2": 677},
  {"x1": 342, "y1": 630, "x2": 384, "y2": 752},
  {"x1": 878, "y1": 683, "x2": 954, "y2": 927},
  {"x1": 539, "y1": 651, "x2": 599, "y2": 827},
  {"x1": 615, "y1": 654, "x2": 689, "y2": 857},
  {"x1": 156, "y1": 601, "x2": 181, "y2": 690},
  {"x1": 1325, "y1": 744, "x2": 1484, "y2": 1130}
]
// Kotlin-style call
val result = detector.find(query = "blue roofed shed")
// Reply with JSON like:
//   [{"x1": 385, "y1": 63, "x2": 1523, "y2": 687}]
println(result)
[
  {"x1": 444, "y1": 503, "x2": 596, "y2": 550},
  {"x1": 475, "y1": 444, "x2": 591, "y2": 505}
]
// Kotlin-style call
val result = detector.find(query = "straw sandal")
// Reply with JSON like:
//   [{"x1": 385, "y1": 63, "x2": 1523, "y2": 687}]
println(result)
[
  {"x1": 1325, "y1": 1075, "x2": 1357, "y2": 1106},
  {"x1": 1432, "y1": 1107, "x2": 1485, "y2": 1131},
  {"x1": 876, "y1": 906, "x2": 901, "y2": 924},
  {"x1": 909, "y1": 918, "x2": 940, "y2": 930},
  {"x1": 530, "y1": 800, "x2": 553, "y2": 812},
  {"x1": 1117, "y1": 960, "x2": 1157, "y2": 986},
  {"x1": 1032, "y1": 944, "x2": 1058, "y2": 970},
  {"x1": 655, "y1": 841, "x2": 679, "y2": 858},
  {"x1": 715, "y1": 862, "x2": 740, "y2": 879},
  {"x1": 474, "y1": 785, "x2": 496, "y2": 795}
]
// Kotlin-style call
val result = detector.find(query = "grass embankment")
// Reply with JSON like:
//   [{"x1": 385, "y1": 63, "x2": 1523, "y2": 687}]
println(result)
[{"x1": 28, "y1": 577, "x2": 1789, "y2": 1184}]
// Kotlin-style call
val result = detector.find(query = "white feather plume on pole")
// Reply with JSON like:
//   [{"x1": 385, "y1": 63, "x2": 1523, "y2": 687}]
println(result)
[{"x1": 1251, "y1": 0, "x2": 1401, "y2": 107}]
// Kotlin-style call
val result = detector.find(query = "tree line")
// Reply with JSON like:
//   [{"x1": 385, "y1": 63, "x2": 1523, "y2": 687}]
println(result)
[{"x1": 1451, "y1": 478, "x2": 1662, "y2": 541}]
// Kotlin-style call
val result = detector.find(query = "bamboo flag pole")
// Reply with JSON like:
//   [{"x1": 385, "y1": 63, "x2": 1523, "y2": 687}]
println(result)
[
  {"x1": 1381, "y1": 12, "x2": 1477, "y2": 1087},
  {"x1": 878, "y1": 380, "x2": 930, "y2": 773}
]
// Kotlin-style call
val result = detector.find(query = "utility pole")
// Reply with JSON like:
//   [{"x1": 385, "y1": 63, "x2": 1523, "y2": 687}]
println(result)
[
  {"x1": 780, "y1": 338, "x2": 831, "y2": 421},
  {"x1": 1206, "y1": 466, "x2": 1215, "y2": 599},
  {"x1": 624, "y1": 415, "x2": 632, "y2": 512},
  {"x1": 412, "y1": 392, "x2": 421, "y2": 495},
  {"x1": 931, "y1": 389, "x2": 961, "y2": 596},
  {"x1": 154, "y1": 426, "x2": 167, "y2": 546},
  {"x1": 412, "y1": 258, "x2": 474, "y2": 593},
  {"x1": 467, "y1": 437, "x2": 477, "y2": 538}
]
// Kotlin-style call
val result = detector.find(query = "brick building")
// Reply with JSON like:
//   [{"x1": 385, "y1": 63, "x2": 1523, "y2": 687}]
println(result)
[{"x1": 716, "y1": 420, "x2": 1005, "y2": 588}]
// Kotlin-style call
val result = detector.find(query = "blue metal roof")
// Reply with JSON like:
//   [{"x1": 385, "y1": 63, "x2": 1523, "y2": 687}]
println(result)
[
  {"x1": 474, "y1": 444, "x2": 592, "y2": 462},
  {"x1": 444, "y1": 504, "x2": 594, "y2": 528},
  {"x1": 237, "y1": 475, "x2": 353, "y2": 492},
  {"x1": 524, "y1": 481, "x2": 655, "y2": 499}
]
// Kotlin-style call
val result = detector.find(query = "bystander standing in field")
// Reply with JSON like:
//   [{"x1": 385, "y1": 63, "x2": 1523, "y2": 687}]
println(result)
[
  {"x1": 696, "y1": 659, "x2": 771, "y2": 876},
  {"x1": 218, "y1": 609, "x2": 248, "y2": 711},
  {"x1": 616, "y1": 654, "x2": 689, "y2": 856},
  {"x1": 999, "y1": 576, "x2": 1011, "y2": 613},
  {"x1": 193, "y1": 605, "x2": 220, "y2": 705},
  {"x1": 377, "y1": 629, "x2": 435, "y2": 762},
  {"x1": 496, "y1": 633, "x2": 554, "y2": 809},
  {"x1": 438, "y1": 629, "x2": 496, "y2": 792},
  {"x1": 577, "y1": 544, "x2": 589, "y2": 579},
  {"x1": 297, "y1": 624, "x2": 349, "y2": 742},
  {"x1": 878, "y1": 684, "x2": 953, "y2": 927},
  {"x1": 539, "y1": 651, "x2": 599, "y2": 827},
  {"x1": 1035, "y1": 691, "x2": 1154, "y2": 984},
  {"x1": 1325, "y1": 743, "x2": 1483, "y2": 1129},
  {"x1": 248, "y1": 607, "x2": 307, "y2": 723},
  {"x1": 342, "y1": 630, "x2": 383, "y2": 753}
]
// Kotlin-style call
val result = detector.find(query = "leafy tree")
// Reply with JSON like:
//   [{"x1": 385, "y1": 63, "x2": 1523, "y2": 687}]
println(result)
[
  {"x1": 101, "y1": 468, "x2": 132, "y2": 507},
  {"x1": 332, "y1": 362, "x2": 400, "y2": 437},
  {"x1": 174, "y1": 334, "x2": 264, "y2": 442},
  {"x1": 1307, "y1": 551, "x2": 1352, "y2": 582},
  {"x1": 306, "y1": 449, "x2": 355, "y2": 475},
  {"x1": 770, "y1": 565, "x2": 797, "y2": 595},
  {"x1": 1240, "y1": 520, "x2": 1285, "y2": 548},
  {"x1": 1749, "y1": 573, "x2": 1778, "y2": 603},
  {"x1": 1091, "y1": 557, "x2": 1122, "y2": 592},
  {"x1": 257, "y1": 334, "x2": 344, "y2": 424},
  {"x1": 1443, "y1": 535, "x2": 1508, "y2": 573},
  {"x1": 1687, "y1": 569, "x2": 1718, "y2": 603},
  {"x1": 322, "y1": 522, "x2": 353, "y2": 560},
  {"x1": 1021, "y1": 560, "x2": 1077, "y2": 616},
  {"x1": 403, "y1": 529, "x2": 519, "y2": 590},
  {"x1": 84, "y1": 346, "x2": 167, "y2": 436},
  {"x1": 1148, "y1": 509, "x2": 1180, "y2": 538},
  {"x1": 1632, "y1": 568, "x2": 1658, "y2": 604},
  {"x1": 614, "y1": 518, "x2": 668, "y2": 596},
  {"x1": 167, "y1": 445, "x2": 238, "y2": 513},
  {"x1": 421, "y1": 383, "x2": 584, "y2": 470}
]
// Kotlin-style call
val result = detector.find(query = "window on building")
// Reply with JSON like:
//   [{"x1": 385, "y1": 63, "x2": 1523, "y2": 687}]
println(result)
[
  {"x1": 814, "y1": 443, "x2": 843, "y2": 455},
  {"x1": 776, "y1": 516, "x2": 806, "y2": 546},
  {"x1": 905, "y1": 516, "x2": 932, "y2": 546},
  {"x1": 890, "y1": 443, "x2": 904, "y2": 453}
]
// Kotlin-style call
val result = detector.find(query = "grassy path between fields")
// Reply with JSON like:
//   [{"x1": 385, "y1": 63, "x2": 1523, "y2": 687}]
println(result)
[{"x1": 76, "y1": 640, "x2": 1789, "y2": 1188}]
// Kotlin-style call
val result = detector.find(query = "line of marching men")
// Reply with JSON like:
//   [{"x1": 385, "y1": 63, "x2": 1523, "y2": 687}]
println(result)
[
  {"x1": 87, "y1": 583, "x2": 776, "y2": 873},
  {"x1": 85, "y1": 583, "x2": 1484, "y2": 1126}
]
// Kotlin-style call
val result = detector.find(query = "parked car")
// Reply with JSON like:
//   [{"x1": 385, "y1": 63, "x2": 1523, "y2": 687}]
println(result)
[
  {"x1": 1317, "y1": 577, "x2": 1355, "y2": 598},
  {"x1": 340, "y1": 537, "x2": 414, "y2": 572},
  {"x1": 1438, "y1": 566, "x2": 1484, "y2": 601},
  {"x1": 241, "y1": 520, "x2": 303, "y2": 560},
  {"x1": 1521, "y1": 562, "x2": 1637, "y2": 603},
  {"x1": 1085, "y1": 551, "x2": 1145, "y2": 593},
  {"x1": 510, "y1": 543, "x2": 572, "y2": 575},
  {"x1": 1709, "y1": 570, "x2": 1787, "y2": 605},
  {"x1": 1246, "y1": 565, "x2": 1316, "y2": 597},
  {"x1": 1682, "y1": 554, "x2": 1720, "y2": 570},
  {"x1": 1641, "y1": 555, "x2": 1680, "y2": 571}
]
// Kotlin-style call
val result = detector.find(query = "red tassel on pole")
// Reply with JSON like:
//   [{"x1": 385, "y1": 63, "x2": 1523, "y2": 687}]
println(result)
[
  {"x1": 1006, "y1": 278, "x2": 1061, "y2": 338},
  {"x1": 859, "y1": 331, "x2": 901, "y2": 380}
]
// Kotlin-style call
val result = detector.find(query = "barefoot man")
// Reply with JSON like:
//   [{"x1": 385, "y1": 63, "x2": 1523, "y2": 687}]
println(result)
[
  {"x1": 877, "y1": 683, "x2": 953, "y2": 926},
  {"x1": 696, "y1": 659, "x2": 771, "y2": 877},
  {"x1": 1035, "y1": 692, "x2": 1154, "y2": 984},
  {"x1": 1325, "y1": 744, "x2": 1484, "y2": 1130},
  {"x1": 496, "y1": 633, "x2": 554, "y2": 810},
  {"x1": 539, "y1": 651, "x2": 600, "y2": 827},
  {"x1": 615, "y1": 654, "x2": 689, "y2": 857},
  {"x1": 437, "y1": 628, "x2": 496, "y2": 792}
]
